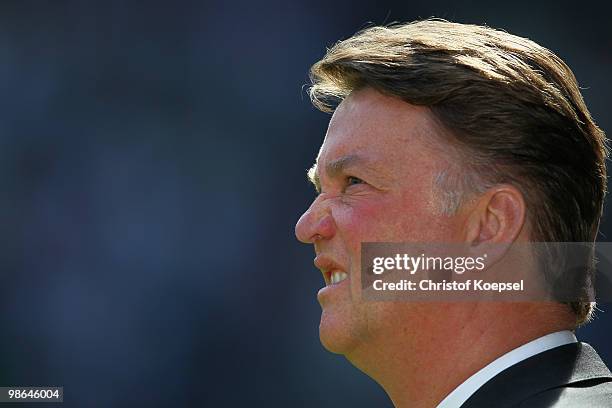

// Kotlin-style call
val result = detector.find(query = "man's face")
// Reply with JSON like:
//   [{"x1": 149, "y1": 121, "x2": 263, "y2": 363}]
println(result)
[{"x1": 295, "y1": 88, "x2": 466, "y2": 357}]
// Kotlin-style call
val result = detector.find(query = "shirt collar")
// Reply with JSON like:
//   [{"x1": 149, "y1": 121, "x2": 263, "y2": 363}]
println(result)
[{"x1": 436, "y1": 330, "x2": 577, "y2": 408}]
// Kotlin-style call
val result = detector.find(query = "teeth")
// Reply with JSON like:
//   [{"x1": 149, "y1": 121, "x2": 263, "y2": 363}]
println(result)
[{"x1": 330, "y1": 271, "x2": 348, "y2": 285}]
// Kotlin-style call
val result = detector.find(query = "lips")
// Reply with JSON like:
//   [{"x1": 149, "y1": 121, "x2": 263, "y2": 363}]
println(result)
[{"x1": 314, "y1": 255, "x2": 348, "y2": 286}]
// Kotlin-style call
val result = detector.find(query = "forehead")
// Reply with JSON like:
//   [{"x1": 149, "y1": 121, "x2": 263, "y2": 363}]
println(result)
[{"x1": 317, "y1": 88, "x2": 446, "y2": 169}]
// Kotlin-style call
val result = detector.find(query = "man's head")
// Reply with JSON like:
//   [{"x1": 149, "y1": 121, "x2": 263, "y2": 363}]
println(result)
[
  {"x1": 295, "y1": 87, "x2": 475, "y2": 356},
  {"x1": 296, "y1": 21, "x2": 607, "y2": 345}
]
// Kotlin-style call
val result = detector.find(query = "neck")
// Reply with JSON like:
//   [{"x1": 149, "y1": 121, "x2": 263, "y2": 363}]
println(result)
[{"x1": 345, "y1": 302, "x2": 574, "y2": 408}]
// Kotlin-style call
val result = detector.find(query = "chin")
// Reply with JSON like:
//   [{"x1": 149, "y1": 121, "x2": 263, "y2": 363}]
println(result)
[{"x1": 318, "y1": 308, "x2": 361, "y2": 355}]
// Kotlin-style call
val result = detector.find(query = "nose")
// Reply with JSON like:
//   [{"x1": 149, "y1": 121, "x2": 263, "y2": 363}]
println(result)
[{"x1": 295, "y1": 197, "x2": 337, "y2": 244}]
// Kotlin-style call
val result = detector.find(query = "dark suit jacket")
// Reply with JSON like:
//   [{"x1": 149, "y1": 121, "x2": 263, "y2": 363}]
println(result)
[{"x1": 462, "y1": 342, "x2": 612, "y2": 407}]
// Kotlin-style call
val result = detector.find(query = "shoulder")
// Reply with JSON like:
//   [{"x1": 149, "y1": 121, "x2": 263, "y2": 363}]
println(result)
[
  {"x1": 519, "y1": 377, "x2": 612, "y2": 407},
  {"x1": 463, "y1": 342, "x2": 612, "y2": 408}
]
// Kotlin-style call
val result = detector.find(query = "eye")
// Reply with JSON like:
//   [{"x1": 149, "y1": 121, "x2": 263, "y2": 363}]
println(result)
[{"x1": 346, "y1": 176, "x2": 364, "y2": 187}]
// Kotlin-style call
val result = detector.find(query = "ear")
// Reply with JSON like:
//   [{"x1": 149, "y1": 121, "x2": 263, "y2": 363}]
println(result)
[{"x1": 463, "y1": 185, "x2": 527, "y2": 246}]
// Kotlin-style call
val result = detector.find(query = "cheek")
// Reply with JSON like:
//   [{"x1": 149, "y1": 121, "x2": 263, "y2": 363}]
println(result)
[
  {"x1": 339, "y1": 192, "x2": 450, "y2": 243},
  {"x1": 334, "y1": 200, "x2": 384, "y2": 241},
  {"x1": 330, "y1": 187, "x2": 456, "y2": 254},
  {"x1": 396, "y1": 201, "x2": 458, "y2": 242},
  {"x1": 333, "y1": 196, "x2": 409, "y2": 243}
]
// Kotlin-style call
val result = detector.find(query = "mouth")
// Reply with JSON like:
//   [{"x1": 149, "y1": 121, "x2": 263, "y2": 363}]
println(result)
[
  {"x1": 315, "y1": 256, "x2": 348, "y2": 286},
  {"x1": 323, "y1": 270, "x2": 348, "y2": 286},
  {"x1": 327, "y1": 270, "x2": 348, "y2": 285}
]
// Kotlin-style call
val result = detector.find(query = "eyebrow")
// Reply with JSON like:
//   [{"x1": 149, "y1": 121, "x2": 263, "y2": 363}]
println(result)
[{"x1": 307, "y1": 154, "x2": 370, "y2": 193}]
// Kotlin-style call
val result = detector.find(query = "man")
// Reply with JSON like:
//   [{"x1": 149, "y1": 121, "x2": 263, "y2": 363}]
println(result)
[{"x1": 295, "y1": 20, "x2": 612, "y2": 407}]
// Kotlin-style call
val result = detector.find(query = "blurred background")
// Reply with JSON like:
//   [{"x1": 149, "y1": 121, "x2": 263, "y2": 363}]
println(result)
[{"x1": 0, "y1": 0, "x2": 610, "y2": 406}]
